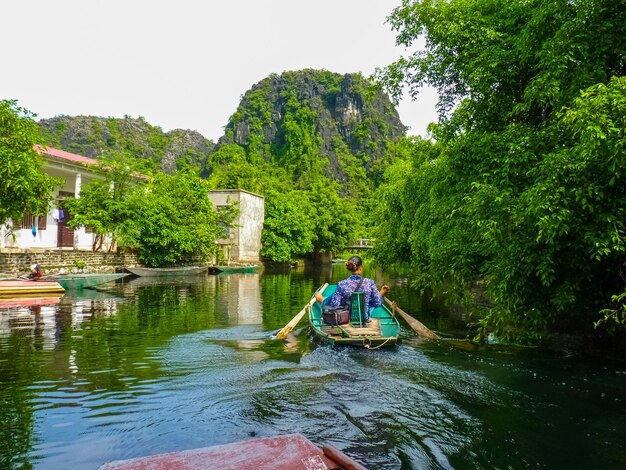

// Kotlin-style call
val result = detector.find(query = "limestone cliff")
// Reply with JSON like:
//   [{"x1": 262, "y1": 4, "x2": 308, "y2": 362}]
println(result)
[
  {"x1": 38, "y1": 115, "x2": 214, "y2": 174},
  {"x1": 216, "y1": 69, "x2": 406, "y2": 183}
]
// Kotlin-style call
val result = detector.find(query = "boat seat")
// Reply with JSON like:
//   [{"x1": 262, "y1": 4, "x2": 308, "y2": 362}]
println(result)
[{"x1": 321, "y1": 318, "x2": 381, "y2": 337}]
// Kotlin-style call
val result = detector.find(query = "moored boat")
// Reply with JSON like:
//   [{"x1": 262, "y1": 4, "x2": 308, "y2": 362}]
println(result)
[
  {"x1": 308, "y1": 284, "x2": 400, "y2": 348},
  {"x1": 42, "y1": 273, "x2": 129, "y2": 290},
  {"x1": 208, "y1": 265, "x2": 259, "y2": 274},
  {"x1": 100, "y1": 433, "x2": 366, "y2": 470},
  {"x1": 0, "y1": 280, "x2": 65, "y2": 296},
  {"x1": 126, "y1": 266, "x2": 208, "y2": 277}
]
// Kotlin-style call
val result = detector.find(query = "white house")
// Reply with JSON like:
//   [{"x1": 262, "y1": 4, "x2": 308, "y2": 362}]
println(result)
[
  {"x1": 0, "y1": 146, "x2": 103, "y2": 251},
  {"x1": 208, "y1": 189, "x2": 264, "y2": 263}
]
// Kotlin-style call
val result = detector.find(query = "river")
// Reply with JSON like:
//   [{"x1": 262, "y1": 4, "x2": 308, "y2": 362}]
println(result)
[{"x1": 1, "y1": 266, "x2": 625, "y2": 469}]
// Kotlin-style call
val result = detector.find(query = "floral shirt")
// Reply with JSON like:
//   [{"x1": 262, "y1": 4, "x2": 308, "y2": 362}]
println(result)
[{"x1": 328, "y1": 275, "x2": 383, "y2": 312}]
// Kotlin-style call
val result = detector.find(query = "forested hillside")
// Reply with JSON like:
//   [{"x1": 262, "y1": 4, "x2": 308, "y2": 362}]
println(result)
[
  {"x1": 212, "y1": 69, "x2": 404, "y2": 188},
  {"x1": 36, "y1": 69, "x2": 407, "y2": 263},
  {"x1": 38, "y1": 115, "x2": 215, "y2": 174},
  {"x1": 207, "y1": 69, "x2": 407, "y2": 261}
]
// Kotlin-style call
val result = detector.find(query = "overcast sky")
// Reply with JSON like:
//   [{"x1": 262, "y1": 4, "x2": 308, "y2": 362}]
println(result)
[{"x1": 1, "y1": 0, "x2": 437, "y2": 142}]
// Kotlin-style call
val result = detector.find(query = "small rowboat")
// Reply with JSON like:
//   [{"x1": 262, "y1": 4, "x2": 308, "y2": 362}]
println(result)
[
  {"x1": 308, "y1": 284, "x2": 400, "y2": 348},
  {"x1": 42, "y1": 273, "x2": 129, "y2": 290},
  {"x1": 208, "y1": 265, "x2": 260, "y2": 274},
  {"x1": 0, "y1": 280, "x2": 65, "y2": 296},
  {"x1": 100, "y1": 433, "x2": 366, "y2": 470},
  {"x1": 125, "y1": 266, "x2": 207, "y2": 277}
]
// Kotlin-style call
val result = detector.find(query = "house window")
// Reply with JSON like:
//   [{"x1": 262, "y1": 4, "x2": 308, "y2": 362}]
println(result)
[
  {"x1": 20, "y1": 214, "x2": 36, "y2": 229},
  {"x1": 21, "y1": 214, "x2": 47, "y2": 230}
]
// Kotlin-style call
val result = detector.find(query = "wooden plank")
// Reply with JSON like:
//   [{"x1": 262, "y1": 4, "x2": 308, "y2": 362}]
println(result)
[{"x1": 321, "y1": 318, "x2": 382, "y2": 336}]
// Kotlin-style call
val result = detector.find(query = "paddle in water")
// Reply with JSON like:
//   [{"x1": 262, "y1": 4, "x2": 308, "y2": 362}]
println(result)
[
  {"x1": 273, "y1": 283, "x2": 328, "y2": 340},
  {"x1": 383, "y1": 296, "x2": 478, "y2": 351}
]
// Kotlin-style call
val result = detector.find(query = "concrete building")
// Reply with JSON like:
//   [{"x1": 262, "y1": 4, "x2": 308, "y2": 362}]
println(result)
[
  {"x1": 1, "y1": 146, "x2": 104, "y2": 251},
  {"x1": 208, "y1": 189, "x2": 264, "y2": 264}
]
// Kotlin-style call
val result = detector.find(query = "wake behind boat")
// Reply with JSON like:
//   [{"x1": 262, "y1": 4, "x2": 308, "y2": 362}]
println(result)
[
  {"x1": 125, "y1": 266, "x2": 208, "y2": 277},
  {"x1": 308, "y1": 284, "x2": 400, "y2": 348}
]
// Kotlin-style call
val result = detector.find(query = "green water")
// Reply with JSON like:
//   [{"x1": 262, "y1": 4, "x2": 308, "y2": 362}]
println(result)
[{"x1": 1, "y1": 265, "x2": 625, "y2": 469}]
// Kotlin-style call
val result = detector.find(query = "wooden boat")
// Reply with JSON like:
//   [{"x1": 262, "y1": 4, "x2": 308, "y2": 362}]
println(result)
[
  {"x1": 100, "y1": 433, "x2": 366, "y2": 470},
  {"x1": 308, "y1": 284, "x2": 400, "y2": 348},
  {"x1": 42, "y1": 273, "x2": 129, "y2": 290},
  {"x1": 208, "y1": 265, "x2": 259, "y2": 274},
  {"x1": 0, "y1": 280, "x2": 65, "y2": 296},
  {"x1": 125, "y1": 266, "x2": 207, "y2": 277}
]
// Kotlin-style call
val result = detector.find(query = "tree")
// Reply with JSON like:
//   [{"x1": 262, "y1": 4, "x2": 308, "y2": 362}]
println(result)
[
  {"x1": 307, "y1": 178, "x2": 357, "y2": 256},
  {"x1": 63, "y1": 152, "x2": 142, "y2": 251},
  {"x1": 0, "y1": 100, "x2": 58, "y2": 229},
  {"x1": 124, "y1": 170, "x2": 228, "y2": 267},
  {"x1": 374, "y1": 0, "x2": 626, "y2": 340},
  {"x1": 261, "y1": 189, "x2": 314, "y2": 263}
]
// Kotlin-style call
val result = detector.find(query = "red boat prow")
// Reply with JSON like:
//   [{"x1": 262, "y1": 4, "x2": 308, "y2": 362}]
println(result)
[{"x1": 100, "y1": 433, "x2": 367, "y2": 470}]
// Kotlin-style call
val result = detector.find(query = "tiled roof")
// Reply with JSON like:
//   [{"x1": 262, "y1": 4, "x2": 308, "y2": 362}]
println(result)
[{"x1": 34, "y1": 145, "x2": 99, "y2": 166}]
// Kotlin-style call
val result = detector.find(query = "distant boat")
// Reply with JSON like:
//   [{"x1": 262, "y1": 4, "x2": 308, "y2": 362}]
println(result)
[
  {"x1": 42, "y1": 273, "x2": 129, "y2": 290},
  {"x1": 100, "y1": 433, "x2": 366, "y2": 470},
  {"x1": 125, "y1": 266, "x2": 208, "y2": 277},
  {"x1": 0, "y1": 280, "x2": 65, "y2": 296},
  {"x1": 208, "y1": 265, "x2": 259, "y2": 274}
]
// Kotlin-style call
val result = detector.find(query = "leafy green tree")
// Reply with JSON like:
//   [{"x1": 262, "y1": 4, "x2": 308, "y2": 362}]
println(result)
[
  {"x1": 261, "y1": 189, "x2": 314, "y2": 262},
  {"x1": 63, "y1": 152, "x2": 142, "y2": 251},
  {"x1": 0, "y1": 100, "x2": 58, "y2": 228},
  {"x1": 374, "y1": 0, "x2": 626, "y2": 340},
  {"x1": 124, "y1": 170, "x2": 227, "y2": 267},
  {"x1": 307, "y1": 179, "x2": 357, "y2": 255}
]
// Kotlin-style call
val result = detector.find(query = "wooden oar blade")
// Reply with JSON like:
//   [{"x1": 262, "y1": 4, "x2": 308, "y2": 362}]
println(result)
[
  {"x1": 274, "y1": 306, "x2": 308, "y2": 339},
  {"x1": 274, "y1": 283, "x2": 328, "y2": 340},
  {"x1": 384, "y1": 297, "x2": 440, "y2": 340}
]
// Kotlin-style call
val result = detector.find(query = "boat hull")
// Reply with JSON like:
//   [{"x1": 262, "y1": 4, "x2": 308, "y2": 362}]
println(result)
[
  {"x1": 43, "y1": 273, "x2": 129, "y2": 289},
  {"x1": 126, "y1": 266, "x2": 207, "y2": 277},
  {"x1": 208, "y1": 265, "x2": 259, "y2": 274},
  {"x1": 100, "y1": 433, "x2": 365, "y2": 470},
  {"x1": 308, "y1": 284, "x2": 400, "y2": 348},
  {"x1": 0, "y1": 280, "x2": 65, "y2": 296}
]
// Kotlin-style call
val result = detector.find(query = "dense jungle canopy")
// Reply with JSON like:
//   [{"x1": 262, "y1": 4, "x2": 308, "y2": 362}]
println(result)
[
  {"x1": 372, "y1": 0, "x2": 626, "y2": 342},
  {"x1": 3, "y1": 0, "x2": 625, "y2": 345}
]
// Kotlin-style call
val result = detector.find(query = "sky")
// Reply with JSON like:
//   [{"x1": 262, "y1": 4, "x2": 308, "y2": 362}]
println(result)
[{"x1": 1, "y1": 0, "x2": 438, "y2": 142}]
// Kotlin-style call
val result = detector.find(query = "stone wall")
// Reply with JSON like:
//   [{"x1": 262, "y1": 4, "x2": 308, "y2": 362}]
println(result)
[{"x1": 0, "y1": 250, "x2": 140, "y2": 275}]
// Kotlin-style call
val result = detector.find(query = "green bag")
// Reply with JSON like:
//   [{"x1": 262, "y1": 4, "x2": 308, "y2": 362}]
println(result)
[
  {"x1": 348, "y1": 277, "x2": 366, "y2": 325},
  {"x1": 350, "y1": 291, "x2": 366, "y2": 324}
]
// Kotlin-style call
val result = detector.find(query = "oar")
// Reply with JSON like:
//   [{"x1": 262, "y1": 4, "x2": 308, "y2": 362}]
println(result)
[
  {"x1": 384, "y1": 297, "x2": 440, "y2": 340},
  {"x1": 384, "y1": 297, "x2": 479, "y2": 351},
  {"x1": 273, "y1": 283, "x2": 328, "y2": 340}
]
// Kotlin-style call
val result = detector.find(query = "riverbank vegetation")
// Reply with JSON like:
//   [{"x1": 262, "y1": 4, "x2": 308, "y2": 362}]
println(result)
[
  {"x1": 63, "y1": 157, "x2": 236, "y2": 267},
  {"x1": 372, "y1": 0, "x2": 626, "y2": 342},
  {"x1": 0, "y1": 100, "x2": 58, "y2": 231}
]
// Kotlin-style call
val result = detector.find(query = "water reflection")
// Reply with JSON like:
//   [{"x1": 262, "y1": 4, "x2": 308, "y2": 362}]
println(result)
[{"x1": 0, "y1": 272, "x2": 625, "y2": 469}]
